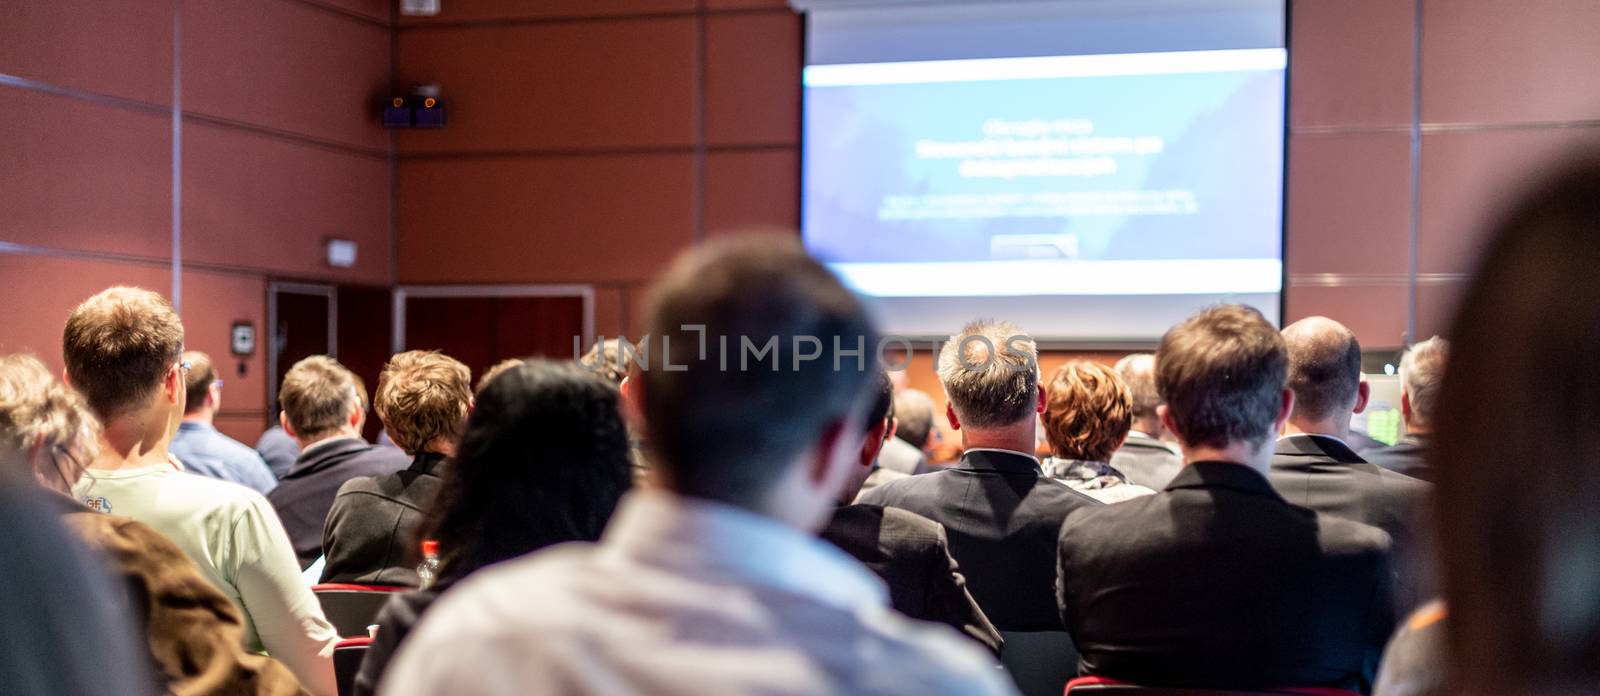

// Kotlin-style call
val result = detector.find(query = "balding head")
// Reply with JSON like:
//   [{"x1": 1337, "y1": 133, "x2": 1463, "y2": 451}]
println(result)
[
  {"x1": 1114, "y1": 353, "x2": 1162, "y2": 435},
  {"x1": 1282, "y1": 316, "x2": 1365, "y2": 433}
]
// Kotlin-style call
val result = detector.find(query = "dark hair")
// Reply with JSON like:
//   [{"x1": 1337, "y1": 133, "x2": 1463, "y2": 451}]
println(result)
[
  {"x1": 1282, "y1": 317, "x2": 1363, "y2": 422},
  {"x1": 418, "y1": 360, "x2": 632, "y2": 580},
  {"x1": 1433, "y1": 156, "x2": 1600, "y2": 694},
  {"x1": 861, "y1": 369, "x2": 894, "y2": 434},
  {"x1": 62, "y1": 287, "x2": 184, "y2": 420},
  {"x1": 640, "y1": 235, "x2": 876, "y2": 506},
  {"x1": 1156, "y1": 304, "x2": 1287, "y2": 450}
]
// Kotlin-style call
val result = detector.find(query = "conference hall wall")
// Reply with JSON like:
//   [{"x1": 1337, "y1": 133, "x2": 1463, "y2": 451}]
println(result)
[{"x1": 1, "y1": 0, "x2": 393, "y2": 443}]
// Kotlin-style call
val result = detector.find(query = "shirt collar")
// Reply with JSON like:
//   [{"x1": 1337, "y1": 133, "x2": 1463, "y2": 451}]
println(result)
[
  {"x1": 1164, "y1": 460, "x2": 1284, "y2": 500},
  {"x1": 1275, "y1": 433, "x2": 1367, "y2": 463},
  {"x1": 599, "y1": 490, "x2": 888, "y2": 612},
  {"x1": 177, "y1": 420, "x2": 214, "y2": 433},
  {"x1": 1127, "y1": 430, "x2": 1151, "y2": 440},
  {"x1": 300, "y1": 435, "x2": 365, "y2": 457},
  {"x1": 959, "y1": 448, "x2": 1042, "y2": 474}
]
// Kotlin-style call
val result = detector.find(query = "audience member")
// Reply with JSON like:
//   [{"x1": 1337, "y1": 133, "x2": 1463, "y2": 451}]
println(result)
[
  {"x1": 859, "y1": 319, "x2": 1101, "y2": 632},
  {"x1": 821, "y1": 369, "x2": 1002, "y2": 654},
  {"x1": 62, "y1": 287, "x2": 336, "y2": 694},
  {"x1": 1109, "y1": 353, "x2": 1183, "y2": 488},
  {"x1": 169, "y1": 350, "x2": 277, "y2": 493},
  {"x1": 0, "y1": 353, "x2": 308, "y2": 695},
  {"x1": 893, "y1": 388, "x2": 937, "y2": 452},
  {"x1": 0, "y1": 474, "x2": 156, "y2": 696},
  {"x1": 352, "y1": 360, "x2": 633, "y2": 695},
  {"x1": 1040, "y1": 360, "x2": 1155, "y2": 504},
  {"x1": 1056, "y1": 304, "x2": 1395, "y2": 692},
  {"x1": 382, "y1": 236, "x2": 1013, "y2": 695},
  {"x1": 1269, "y1": 316, "x2": 1432, "y2": 613},
  {"x1": 1364, "y1": 337, "x2": 1448, "y2": 482},
  {"x1": 321, "y1": 350, "x2": 472, "y2": 585},
  {"x1": 1426, "y1": 157, "x2": 1600, "y2": 694},
  {"x1": 874, "y1": 381, "x2": 931, "y2": 478},
  {"x1": 267, "y1": 356, "x2": 409, "y2": 567},
  {"x1": 578, "y1": 339, "x2": 628, "y2": 385},
  {"x1": 475, "y1": 357, "x2": 524, "y2": 393},
  {"x1": 256, "y1": 424, "x2": 300, "y2": 479}
]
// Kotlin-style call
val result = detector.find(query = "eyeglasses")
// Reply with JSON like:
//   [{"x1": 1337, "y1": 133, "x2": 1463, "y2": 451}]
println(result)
[
  {"x1": 50, "y1": 444, "x2": 83, "y2": 492},
  {"x1": 178, "y1": 360, "x2": 193, "y2": 374}
]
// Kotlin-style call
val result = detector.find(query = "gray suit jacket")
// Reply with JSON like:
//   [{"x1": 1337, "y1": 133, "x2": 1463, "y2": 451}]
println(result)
[
  {"x1": 876, "y1": 436, "x2": 929, "y2": 476},
  {"x1": 822, "y1": 504, "x2": 1002, "y2": 655},
  {"x1": 1268, "y1": 434, "x2": 1433, "y2": 615},
  {"x1": 1364, "y1": 435, "x2": 1431, "y2": 483},
  {"x1": 1110, "y1": 433, "x2": 1183, "y2": 490}
]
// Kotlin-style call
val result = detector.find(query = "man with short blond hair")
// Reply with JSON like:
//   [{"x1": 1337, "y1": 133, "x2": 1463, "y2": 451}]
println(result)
[
  {"x1": 64, "y1": 287, "x2": 337, "y2": 694},
  {"x1": 1057, "y1": 305, "x2": 1395, "y2": 692},
  {"x1": 322, "y1": 350, "x2": 472, "y2": 584},
  {"x1": 169, "y1": 350, "x2": 277, "y2": 493},
  {"x1": 860, "y1": 319, "x2": 1100, "y2": 631},
  {"x1": 267, "y1": 356, "x2": 408, "y2": 567}
]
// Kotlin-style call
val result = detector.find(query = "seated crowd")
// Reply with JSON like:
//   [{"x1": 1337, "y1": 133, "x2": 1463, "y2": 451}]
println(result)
[{"x1": 2, "y1": 159, "x2": 1598, "y2": 696}]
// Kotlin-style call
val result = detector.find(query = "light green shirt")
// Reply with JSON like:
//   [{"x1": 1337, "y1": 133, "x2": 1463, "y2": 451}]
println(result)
[{"x1": 75, "y1": 464, "x2": 337, "y2": 696}]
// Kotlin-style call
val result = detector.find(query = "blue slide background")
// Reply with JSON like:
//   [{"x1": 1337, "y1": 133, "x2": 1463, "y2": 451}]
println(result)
[{"x1": 803, "y1": 68, "x2": 1284, "y2": 264}]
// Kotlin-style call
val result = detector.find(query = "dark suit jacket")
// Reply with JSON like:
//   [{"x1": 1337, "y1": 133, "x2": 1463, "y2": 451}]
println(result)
[
  {"x1": 1364, "y1": 435, "x2": 1432, "y2": 482},
  {"x1": 266, "y1": 438, "x2": 411, "y2": 568},
  {"x1": 1057, "y1": 461, "x2": 1396, "y2": 693},
  {"x1": 1109, "y1": 433, "x2": 1183, "y2": 490},
  {"x1": 822, "y1": 504, "x2": 1002, "y2": 654},
  {"x1": 857, "y1": 449, "x2": 1101, "y2": 631},
  {"x1": 321, "y1": 453, "x2": 447, "y2": 586},
  {"x1": 1268, "y1": 434, "x2": 1433, "y2": 613}
]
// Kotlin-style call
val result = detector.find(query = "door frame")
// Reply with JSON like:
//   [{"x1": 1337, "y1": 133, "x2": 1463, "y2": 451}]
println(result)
[
  {"x1": 266, "y1": 281, "x2": 337, "y2": 414},
  {"x1": 390, "y1": 284, "x2": 595, "y2": 355}
]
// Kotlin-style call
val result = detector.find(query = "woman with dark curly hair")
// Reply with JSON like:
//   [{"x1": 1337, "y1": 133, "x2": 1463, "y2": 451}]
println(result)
[{"x1": 352, "y1": 360, "x2": 634, "y2": 696}]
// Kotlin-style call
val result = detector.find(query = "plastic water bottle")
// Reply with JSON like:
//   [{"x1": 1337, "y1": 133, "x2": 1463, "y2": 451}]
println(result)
[{"x1": 417, "y1": 539, "x2": 440, "y2": 589}]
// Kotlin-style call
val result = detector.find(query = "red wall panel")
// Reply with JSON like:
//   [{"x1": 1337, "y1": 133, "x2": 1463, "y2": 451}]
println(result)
[
  {"x1": 0, "y1": 87, "x2": 171, "y2": 259},
  {"x1": 398, "y1": 0, "x2": 694, "y2": 25},
  {"x1": 705, "y1": 12, "x2": 802, "y2": 146},
  {"x1": 0, "y1": 0, "x2": 173, "y2": 105},
  {"x1": 0, "y1": 255, "x2": 170, "y2": 371}
]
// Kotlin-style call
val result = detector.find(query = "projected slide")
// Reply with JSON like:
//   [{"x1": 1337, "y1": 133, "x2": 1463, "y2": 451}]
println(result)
[{"x1": 803, "y1": 49, "x2": 1286, "y2": 299}]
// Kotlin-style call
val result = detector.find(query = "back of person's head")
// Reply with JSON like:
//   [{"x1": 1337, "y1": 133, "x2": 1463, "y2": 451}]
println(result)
[
  {"x1": 1043, "y1": 361, "x2": 1132, "y2": 463},
  {"x1": 937, "y1": 320, "x2": 1038, "y2": 429},
  {"x1": 420, "y1": 360, "x2": 632, "y2": 579},
  {"x1": 1281, "y1": 316, "x2": 1363, "y2": 423},
  {"x1": 0, "y1": 478, "x2": 156, "y2": 695},
  {"x1": 1432, "y1": 157, "x2": 1600, "y2": 694},
  {"x1": 1399, "y1": 336, "x2": 1449, "y2": 430},
  {"x1": 278, "y1": 355, "x2": 362, "y2": 441},
  {"x1": 1157, "y1": 305, "x2": 1288, "y2": 451},
  {"x1": 0, "y1": 354, "x2": 99, "y2": 492},
  {"x1": 861, "y1": 369, "x2": 895, "y2": 435},
  {"x1": 181, "y1": 350, "x2": 216, "y2": 415},
  {"x1": 1114, "y1": 353, "x2": 1161, "y2": 423},
  {"x1": 375, "y1": 350, "x2": 472, "y2": 455},
  {"x1": 476, "y1": 357, "x2": 525, "y2": 394},
  {"x1": 893, "y1": 388, "x2": 935, "y2": 449},
  {"x1": 579, "y1": 339, "x2": 628, "y2": 385},
  {"x1": 638, "y1": 234, "x2": 876, "y2": 508},
  {"x1": 62, "y1": 286, "x2": 185, "y2": 421}
]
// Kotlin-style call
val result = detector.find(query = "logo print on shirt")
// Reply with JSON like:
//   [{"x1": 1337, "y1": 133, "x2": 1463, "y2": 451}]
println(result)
[{"x1": 83, "y1": 497, "x2": 113, "y2": 514}]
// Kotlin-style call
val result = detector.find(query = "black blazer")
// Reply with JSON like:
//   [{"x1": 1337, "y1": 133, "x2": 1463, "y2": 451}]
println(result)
[
  {"x1": 1109, "y1": 433, "x2": 1183, "y2": 490},
  {"x1": 1268, "y1": 434, "x2": 1433, "y2": 613},
  {"x1": 857, "y1": 449, "x2": 1101, "y2": 631},
  {"x1": 321, "y1": 453, "x2": 448, "y2": 586},
  {"x1": 266, "y1": 438, "x2": 411, "y2": 568},
  {"x1": 1057, "y1": 461, "x2": 1396, "y2": 693},
  {"x1": 822, "y1": 504, "x2": 1002, "y2": 654},
  {"x1": 1363, "y1": 436, "x2": 1432, "y2": 482}
]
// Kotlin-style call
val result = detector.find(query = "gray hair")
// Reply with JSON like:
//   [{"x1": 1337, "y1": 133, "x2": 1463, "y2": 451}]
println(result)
[
  {"x1": 1400, "y1": 336, "x2": 1449, "y2": 428},
  {"x1": 893, "y1": 389, "x2": 936, "y2": 448},
  {"x1": 937, "y1": 320, "x2": 1038, "y2": 429},
  {"x1": 1114, "y1": 353, "x2": 1161, "y2": 420}
]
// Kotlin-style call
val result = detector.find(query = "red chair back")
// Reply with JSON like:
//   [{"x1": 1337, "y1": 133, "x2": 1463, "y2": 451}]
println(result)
[
  {"x1": 1065, "y1": 676, "x2": 1362, "y2": 696},
  {"x1": 333, "y1": 636, "x2": 372, "y2": 696}
]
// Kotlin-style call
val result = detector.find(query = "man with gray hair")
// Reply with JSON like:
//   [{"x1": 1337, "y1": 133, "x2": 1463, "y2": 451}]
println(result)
[
  {"x1": 859, "y1": 320, "x2": 1100, "y2": 632},
  {"x1": 1108, "y1": 353, "x2": 1182, "y2": 489},
  {"x1": 1267, "y1": 316, "x2": 1431, "y2": 614},
  {"x1": 1365, "y1": 337, "x2": 1448, "y2": 482}
]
